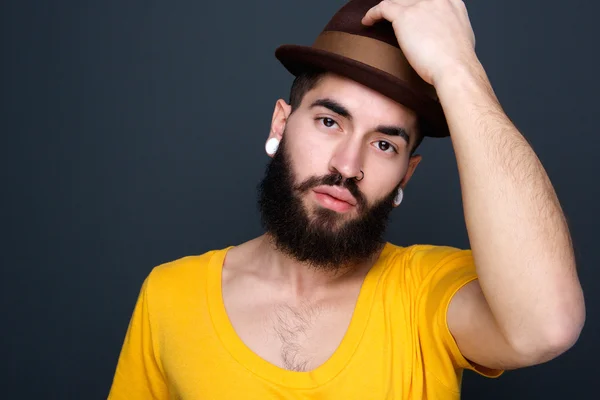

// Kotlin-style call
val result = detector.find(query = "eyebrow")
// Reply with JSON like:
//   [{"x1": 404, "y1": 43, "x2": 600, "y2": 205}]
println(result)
[
  {"x1": 375, "y1": 125, "x2": 410, "y2": 143},
  {"x1": 309, "y1": 98, "x2": 352, "y2": 120},
  {"x1": 309, "y1": 97, "x2": 410, "y2": 143}
]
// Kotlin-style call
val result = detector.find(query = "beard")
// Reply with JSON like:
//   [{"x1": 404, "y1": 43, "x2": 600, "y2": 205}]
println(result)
[{"x1": 257, "y1": 136, "x2": 399, "y2": 272}]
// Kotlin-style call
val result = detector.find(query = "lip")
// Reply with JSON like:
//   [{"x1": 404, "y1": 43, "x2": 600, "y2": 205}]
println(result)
[{"x1": 312, "y1": 185, "x2": 357, "y2": 206}]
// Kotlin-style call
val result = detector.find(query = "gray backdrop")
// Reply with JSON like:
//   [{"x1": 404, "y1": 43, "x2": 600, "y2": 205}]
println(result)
[{"x1": 1, "y1": 0, "x2": 598, "y2": 398}]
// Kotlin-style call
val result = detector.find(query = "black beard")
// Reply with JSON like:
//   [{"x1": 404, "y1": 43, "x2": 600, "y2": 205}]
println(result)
[{"x1": 257, "y1": 137, "x2": 398, "y2": 271}]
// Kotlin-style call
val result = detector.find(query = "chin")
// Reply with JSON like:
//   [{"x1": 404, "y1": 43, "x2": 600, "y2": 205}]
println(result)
[{"x1": 308, "y1": 206, "x2": 356, "y2": 231}]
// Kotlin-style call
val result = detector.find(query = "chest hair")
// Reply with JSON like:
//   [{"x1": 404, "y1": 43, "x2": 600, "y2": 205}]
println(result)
[{"x1": 271, "y1": 302, "x2": 325, "y2": 372}]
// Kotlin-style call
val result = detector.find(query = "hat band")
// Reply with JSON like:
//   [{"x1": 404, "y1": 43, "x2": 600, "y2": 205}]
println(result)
[{"x1": 312, "y1": 31, "x2": 435, "y2": 99}]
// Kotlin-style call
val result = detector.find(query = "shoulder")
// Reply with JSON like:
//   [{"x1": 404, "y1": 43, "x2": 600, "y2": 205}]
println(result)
[
  {"x1": 384, "y1": 242, "x2": 472, "y2": 266},
  {"x1": 408, "y1": 244, "x2": 472, "y2": 268},
  {"x1": 382, "y1": 242, "x2": 474, "y2": 282},
  {"x1": 144, "y1": 247, "x2": 230, "y2": 299}
]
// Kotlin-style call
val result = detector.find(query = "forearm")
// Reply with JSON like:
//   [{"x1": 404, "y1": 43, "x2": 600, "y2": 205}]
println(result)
[{"x1": 435, "y1": 60, "x2": 585, "y2": 356}]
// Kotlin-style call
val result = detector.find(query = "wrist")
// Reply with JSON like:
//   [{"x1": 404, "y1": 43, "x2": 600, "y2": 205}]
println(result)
[
  {"x1": 433, "y1": 58, "x2": 495, "y2": 106},
  {"x1": 432, "y1": 56, "x2": 487, "y2": 93}
]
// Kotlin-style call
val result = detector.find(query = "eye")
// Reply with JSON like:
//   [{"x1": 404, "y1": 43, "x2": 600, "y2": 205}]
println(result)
[
  {"x1": 316, "y1": 117, "x2": 339, "y2": 129},
  {"x1": 375, "y1": 140, "x2": 397, "y2": 153}
]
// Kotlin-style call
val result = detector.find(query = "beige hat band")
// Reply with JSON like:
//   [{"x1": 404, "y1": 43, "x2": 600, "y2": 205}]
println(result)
[{"x1": 312, "y1": 31, "x2": 435, "y2": 98}]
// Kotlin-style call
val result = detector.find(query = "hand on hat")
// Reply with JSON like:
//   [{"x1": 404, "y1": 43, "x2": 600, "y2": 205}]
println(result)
[{"x1": 362, "y1": 0, "x2": 478, "y2": 88}]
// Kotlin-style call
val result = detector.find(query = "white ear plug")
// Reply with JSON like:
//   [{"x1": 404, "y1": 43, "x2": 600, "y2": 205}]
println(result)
[
  {"x1": 393, "y1": 188, "x2": 404, "y2": 206},
  {"x1": 265, "y1": 138, "x2": 280, "y2": 156}
]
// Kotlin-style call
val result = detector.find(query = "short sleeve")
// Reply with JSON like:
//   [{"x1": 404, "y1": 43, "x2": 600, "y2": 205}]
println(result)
[
  {"x1": 108, "y1": 273, "x2": 169, "y2": 400},
  {"x1": 411, "y1": 246, "x2": 503, "y2": 391}
]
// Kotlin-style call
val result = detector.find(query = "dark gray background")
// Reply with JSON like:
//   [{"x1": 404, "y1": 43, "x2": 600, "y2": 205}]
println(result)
[{"x1": 1, "y1": 0, "x2": 598, "y2": 398}]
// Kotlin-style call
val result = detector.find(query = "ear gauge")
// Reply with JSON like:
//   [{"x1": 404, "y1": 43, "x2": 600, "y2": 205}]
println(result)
[
  {"x1": 265, "y1": 138, "x2": 280, "y2": 156},
  {"x1": 393, "y1": 188, "x2": 404, "y2": 206}
]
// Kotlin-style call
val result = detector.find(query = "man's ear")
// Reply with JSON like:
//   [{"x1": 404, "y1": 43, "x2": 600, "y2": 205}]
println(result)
[
  {"x1": 399, "y1": 154, "x2": 422, "y2": 188},
  {"x1": 269, "y1": 99, "x2": 292, "y2": 142}
]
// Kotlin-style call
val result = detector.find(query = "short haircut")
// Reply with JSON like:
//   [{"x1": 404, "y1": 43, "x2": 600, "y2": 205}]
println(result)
[
  {"x1": 287, "y1": 70, "x2": 424, "y2": 154},
  {"x1": 289, "y1": 69, "x2": 326, "y2": 113}
]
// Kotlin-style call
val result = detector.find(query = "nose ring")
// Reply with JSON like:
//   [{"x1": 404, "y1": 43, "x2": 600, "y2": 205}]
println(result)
[{"x1": 355, "y1": 170, "x2": 364, "y2": 182}]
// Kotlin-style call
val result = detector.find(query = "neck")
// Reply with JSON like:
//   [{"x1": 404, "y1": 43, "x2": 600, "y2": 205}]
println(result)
[{"x1": 247, "y1": 234, "x2": 381, "y2": 298}]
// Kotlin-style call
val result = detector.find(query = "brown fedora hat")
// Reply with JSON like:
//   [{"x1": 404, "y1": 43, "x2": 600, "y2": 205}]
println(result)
[{"x1": 275, "y1": 0, "x2": 450, "y2": 138}]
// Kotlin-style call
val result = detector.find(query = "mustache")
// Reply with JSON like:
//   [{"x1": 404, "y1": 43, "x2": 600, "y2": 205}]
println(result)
[{"x1": 294, "y1": 173, "x2": 367, "y2": 210}]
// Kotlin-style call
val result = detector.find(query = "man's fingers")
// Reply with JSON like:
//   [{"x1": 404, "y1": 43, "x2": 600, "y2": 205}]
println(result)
[
  {"x1": 361, "y1": 3, "x2": 385, "y2": 26},
  {"x1": 362, "y1": 0, "x2": 401, "y2": 26}
]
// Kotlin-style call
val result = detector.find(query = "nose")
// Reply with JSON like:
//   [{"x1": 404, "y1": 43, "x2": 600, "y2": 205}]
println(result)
[{"x1": 328, "y1": 136, "x2": 364, "y2": 182}]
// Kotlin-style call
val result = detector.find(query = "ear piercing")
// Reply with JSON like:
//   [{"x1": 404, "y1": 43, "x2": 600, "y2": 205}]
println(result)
[
  {"x1": 393, "y1": 188, "x2": 404, "y2": 206},
  {"x1": 265, "y1": 138, "x2": 280, "y2": 155}
]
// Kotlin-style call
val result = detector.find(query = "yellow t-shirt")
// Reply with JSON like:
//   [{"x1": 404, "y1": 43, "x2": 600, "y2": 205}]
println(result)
[{"x1": 108, "y1": 243, "x2": 502, "y2": 399}]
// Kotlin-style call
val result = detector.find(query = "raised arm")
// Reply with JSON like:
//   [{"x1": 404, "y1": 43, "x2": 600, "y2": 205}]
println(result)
[{"x1": 363, "y1": 0, "x2": 585, "y2": 369}]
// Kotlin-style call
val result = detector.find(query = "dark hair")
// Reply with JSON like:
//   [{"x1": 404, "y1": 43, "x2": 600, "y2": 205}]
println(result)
[
  {"x1": 287, "y1": 70, "x2": 424, "y2": 154},
  {"x1": 288, "y1": 69, "x2": 326, "y2": 113}
]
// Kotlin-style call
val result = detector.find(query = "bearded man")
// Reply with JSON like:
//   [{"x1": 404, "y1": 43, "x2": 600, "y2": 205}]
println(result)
[{"x1": 108, "y1": 0, "x2": 585, "y2": 398}]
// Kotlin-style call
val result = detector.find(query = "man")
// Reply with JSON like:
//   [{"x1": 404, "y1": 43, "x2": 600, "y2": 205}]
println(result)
[{"x1": 108, "y1": 0, "x2": 585, "y2": 398}]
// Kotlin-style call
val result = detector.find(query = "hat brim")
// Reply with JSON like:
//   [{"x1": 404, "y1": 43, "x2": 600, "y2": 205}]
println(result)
[{"x1": 275, "y1": 44, "x2": 449, "y2": 138}]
